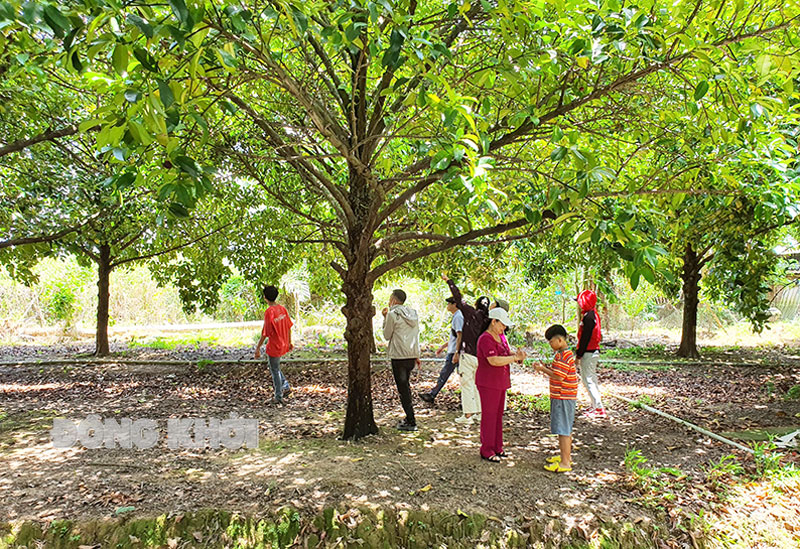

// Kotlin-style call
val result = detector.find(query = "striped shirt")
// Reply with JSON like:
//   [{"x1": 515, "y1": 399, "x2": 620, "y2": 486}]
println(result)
[{"x1": 549, "y1": 349, "x2": 578, "y2": 400}]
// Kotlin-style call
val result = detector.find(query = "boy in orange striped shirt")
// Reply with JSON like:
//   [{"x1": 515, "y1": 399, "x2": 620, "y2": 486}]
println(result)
[{"x1": 534, "y1": 324, "x2": 578, "y2": 472}]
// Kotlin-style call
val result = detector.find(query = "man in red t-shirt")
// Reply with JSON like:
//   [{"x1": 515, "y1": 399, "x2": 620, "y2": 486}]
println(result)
[{"x1": 255, "y1": 285, "x2": 294, "y2": 404}]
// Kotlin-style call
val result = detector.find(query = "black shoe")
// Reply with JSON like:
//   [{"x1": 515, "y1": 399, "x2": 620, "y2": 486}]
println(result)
[
  {"x1": 419, "y1": 392, "x2": 434, "y2": 403},
  {"x1": 397, "y1": 421, "x2": 418, "y2": 432}
]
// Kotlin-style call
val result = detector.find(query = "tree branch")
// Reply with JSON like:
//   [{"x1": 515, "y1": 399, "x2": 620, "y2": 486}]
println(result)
[
  {"x1": 489, "y1": 19, "x2": 797, "y2": 152},
  {"x1": 0, "y1": 125, "x2": 78, "y2": 158},
  {"x1": 224, "y1": 92, "x2": 356, "y2": 228},
  {"x1": 368, "y1": 217, "x2": 532, "y2": 282},
  {"x1": 110, "y1": 221, "x2": 234, "y2": 268},
  {"x1": 0, "y1": 212, "x2": 102, "y2": 250}
]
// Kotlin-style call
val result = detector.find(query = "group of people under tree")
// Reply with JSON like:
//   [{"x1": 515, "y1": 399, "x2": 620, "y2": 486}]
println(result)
[{"x1": 254, "y1": 278, "x2": 606, "y2": 472}]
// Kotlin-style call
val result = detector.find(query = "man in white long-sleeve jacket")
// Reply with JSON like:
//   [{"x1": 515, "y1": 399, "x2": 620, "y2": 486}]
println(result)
[{"x1": 382, "y1": 289, "x2": 421, "y2": 432}]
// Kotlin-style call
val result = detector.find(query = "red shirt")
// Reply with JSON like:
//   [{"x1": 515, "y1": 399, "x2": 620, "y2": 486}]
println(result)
[
  {"x1": 549, "y1": 349, "x2": 578, "y2": 400},
  {"x1": 475, "y1": 331, "x2": 512, "y2": 390},
  {"x1": 261, "y1": 305, "x2": 293, "y2": 357}
]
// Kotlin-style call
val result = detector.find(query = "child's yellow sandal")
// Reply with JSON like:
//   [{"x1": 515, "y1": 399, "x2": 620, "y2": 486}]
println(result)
[
  {"x1": 543, "y1": 462, "x2": 572, "y2": 473},
  {"x1": 545, "y1": 456, "x2": 576, "y2": 464}
]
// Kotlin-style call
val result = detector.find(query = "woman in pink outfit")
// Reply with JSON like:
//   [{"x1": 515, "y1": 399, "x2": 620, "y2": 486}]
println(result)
[{"x1": 476, "y1": 308, "x2": 526, "y2": 462}]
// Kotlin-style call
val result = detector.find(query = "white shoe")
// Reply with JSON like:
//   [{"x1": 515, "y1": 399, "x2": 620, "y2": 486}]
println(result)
[
  {"x1": 454, "y1": 415, "x2": 472, "y2": 424},
  {"x1": 473, "y1": 414, "x2": 481, "y2": 422}
]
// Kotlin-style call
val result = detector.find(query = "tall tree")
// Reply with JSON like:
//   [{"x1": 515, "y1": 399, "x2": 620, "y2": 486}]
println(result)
[
  {"x1": 630, "y1": 141, "x2": 799, "y2": 357},
  {"x1": 4, "y1": 0, "x2": 797, "y2": 438}
]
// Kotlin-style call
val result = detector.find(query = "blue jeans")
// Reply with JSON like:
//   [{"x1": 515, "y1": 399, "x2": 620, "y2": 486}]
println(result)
[
  {"x1": 268, "y1": 355, "x2": 290, "y2": 400},
  {"x1": 429, "y1": 353, "x2": 457, "y2": 398}
]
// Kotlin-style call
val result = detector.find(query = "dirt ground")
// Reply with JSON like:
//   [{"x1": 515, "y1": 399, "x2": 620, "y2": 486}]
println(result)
[{"x1": 1, "y1": 342, "x2": 799, "y2": 545}]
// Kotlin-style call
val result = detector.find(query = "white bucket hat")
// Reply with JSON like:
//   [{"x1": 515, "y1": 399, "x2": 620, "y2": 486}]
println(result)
[{"x1": 488, "y1": 307, "x2": 514, "y2": 327}]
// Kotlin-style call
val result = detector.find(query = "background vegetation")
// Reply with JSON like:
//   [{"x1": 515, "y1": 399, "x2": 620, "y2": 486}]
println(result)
[{"x1": 4, "y1": 255, "x2": 799, "y2": 350}]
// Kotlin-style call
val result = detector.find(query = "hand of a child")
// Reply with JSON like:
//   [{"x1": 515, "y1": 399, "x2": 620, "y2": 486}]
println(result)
[
  {"x1": 254, "y1": 349, "x2": 261, "y2": 359},
  {"x1": 381, "y1": 307, "x2": 388, "y2": 317}
]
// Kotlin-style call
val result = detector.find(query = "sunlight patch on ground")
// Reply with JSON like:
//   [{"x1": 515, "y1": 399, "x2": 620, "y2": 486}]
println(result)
[
  {"x1": 0, "y1": 382, "x2": 68, "y2": 392},
  {"x1": 298, "y1": 384, "x2": 346, "y2": 395},
  {"x1": 707, "y1": 475, "x2": 800, "y2": 547},
  {"x1": 5, "y1": 444, "x2": 80, "y2": 470},
  {"x1": 605, "y1": 383, "x2": 670, "y2": 398}
]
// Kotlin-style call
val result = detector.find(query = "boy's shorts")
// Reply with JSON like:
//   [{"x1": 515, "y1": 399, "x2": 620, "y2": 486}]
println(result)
[{"x1": 550, "y1": 399, "x2": 576, "y2": 436}]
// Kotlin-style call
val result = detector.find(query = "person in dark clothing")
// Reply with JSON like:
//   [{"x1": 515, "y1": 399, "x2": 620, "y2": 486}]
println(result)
[
  {"x1": 576, "y1": 289, "x2": 606, "y2": 418},
  {"x1": 442, "y1": 273, "x2": 490, "y2": 424}
]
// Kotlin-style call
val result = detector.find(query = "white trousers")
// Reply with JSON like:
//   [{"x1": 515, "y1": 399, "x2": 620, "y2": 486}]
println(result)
[
  {"x1": 580, "y1": 350, "x2": 603, "y2": 409},
  {"x1": 459, "y1": 353, "x2": 481, "y2": 414}
]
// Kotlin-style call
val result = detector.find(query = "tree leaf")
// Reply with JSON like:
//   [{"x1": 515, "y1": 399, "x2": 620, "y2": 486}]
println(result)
[
  {"x1": 168, "y1": 0, "x2": 191, "y2": 28},
  {"x1": 126, "y1": 13, "x2": 154, "y2": 38},
  {"x1": 175, "y1": 155, "x2": 201, "y2": 178},
  {"x1": 43, "y1": 4, "x2": 70, "y2": 38},
  {"x1": 550, "y1": 146, "x2": 567, "y2": 162},
  {"x1": 124, "y1": 89, "x2": 141, "y2": 103},
  {"x1": 133, "y1": 47, "x2": 159, "y2": 73},
  {"x1": 749, "y1": 103, "x2": 765, "y2": 118},
  {"x1": 292, "y1": 8, "x2": 308, "y2": 34},
  {"x1": 168, "y1": 202, "x2": 190, "y2": 217},
  {"x1": 630, "y1": 269, "x2": 641, "y2": 291},
  {"x1": 111, "y1": 43, "x2": 128, "y2": 76},
  {"x1": 523, "y1": 204, "x2": 541, "y2": 224},
  {"x1": 158, "y1": 79, "x2": 174, "y2": 109},
  {"x1": 69, "y1": 51, "x2": 83, "y2": 73},
  {"x1": 693, "y1": 80, "x2": 709, "y2": 101}
]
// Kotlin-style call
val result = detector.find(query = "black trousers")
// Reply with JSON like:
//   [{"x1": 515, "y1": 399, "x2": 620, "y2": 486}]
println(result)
[{"x1": 391, "y1": 358, "x2": 416, "y2": 425}]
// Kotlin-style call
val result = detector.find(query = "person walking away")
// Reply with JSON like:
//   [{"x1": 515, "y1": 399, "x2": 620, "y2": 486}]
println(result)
[
  {"x1": 576, "y1": 289, "x2": 607, "y2": 418},
  {"x1": 255, "y1": 285, "x2": 294, "y2": 405},
  {"x1": 535, "y1": 324, "x2": 578, "y2": 472},
  {"x1": 382, "y1": 289, "x2": 421, "y2": 431},
  {"x1": 442, "y1": 274, "x2": 489, "y2": 424},
  {"x1": 476, "y1": 308, "x2": 526, "y2": 462},
  {"x1": 420, "y1": 297, "x2": 463, "y2": 403}
]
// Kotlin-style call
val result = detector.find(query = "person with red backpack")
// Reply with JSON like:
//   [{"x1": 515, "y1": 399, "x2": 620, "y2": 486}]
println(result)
[{"x1": 576, "y1": 290, "x2": 607, "y2": 419}]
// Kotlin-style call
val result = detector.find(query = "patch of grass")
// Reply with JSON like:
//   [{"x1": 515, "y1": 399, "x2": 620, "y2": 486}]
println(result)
[
  {"x1": 702, "y1": 458, "x2": 800, "y2": 548},
  {"x1": 623, "y1": 448, "x2": 687, "y2": 511},
  {"x1": 196, "y1": 359, "x2": 215, "y2": 373},
  {"x1": 609, "y1": 362, "x2": 674, "y2": 372},
  {"x1": 785, "y1": 384, "x2": 800, "y2": 400},
  {"x1": 628, "y1": 395, "x2": 654, "y2": 410},
  {"x1": 0, "y1": 507, "x2": 662, "y2": 549},
  {"x1": 602, "y1": 344, "x2": 667, "y2": 359},
  {"x1": 704, "y1": 455, "x2": 744, "y2": 487},
  {"x1": 323, "y1": 410, "x2": 345, "y2": 421},
  {"x1": 128, "y1": 333, "x2": 221, "y2": 350},
  {"x1": 751, "y1": 441, "x2": 784, "y2": 478},
  {"x1": 0, "y1": 409, "x2": 58, "y2": 436},
  {"x1": 507, "y1": 392, "x2": 550, "y2": 413}
]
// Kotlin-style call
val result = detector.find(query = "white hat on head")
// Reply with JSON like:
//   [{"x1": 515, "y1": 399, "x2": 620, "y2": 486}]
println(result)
[{"x1": 488, "y1": 307, "x2": 514, "y2": 327}]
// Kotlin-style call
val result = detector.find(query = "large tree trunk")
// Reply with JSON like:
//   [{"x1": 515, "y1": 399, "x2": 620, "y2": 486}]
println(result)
[
  {"x1": 341, "y1": 267, "x2": 379, "y2": 440},
  {"x1": 678, "y1": 244, "x2": 701, "y2": 359},
  {"x1": 95, "y1": 244, "x2": 112, "y2": 357}
]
